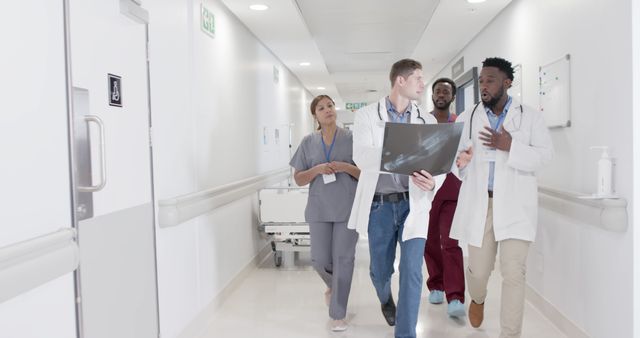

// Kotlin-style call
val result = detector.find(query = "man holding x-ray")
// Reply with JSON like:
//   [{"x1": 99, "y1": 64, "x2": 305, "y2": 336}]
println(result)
[
  {"x1": 452, "y1": 57, "x2": 554, "y2": 338},
  {"x1": 348, "y1": 58, "x2": 439, "y2": 338}
]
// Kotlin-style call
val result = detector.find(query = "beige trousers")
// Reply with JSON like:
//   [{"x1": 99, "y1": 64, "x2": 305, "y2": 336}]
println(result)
[{"x1": 466, "y1": 199, "x2": 531, "y2": 338}]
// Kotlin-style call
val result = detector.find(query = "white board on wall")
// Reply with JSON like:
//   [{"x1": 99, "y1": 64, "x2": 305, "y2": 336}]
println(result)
[{"x1": 539, "y1": 54, "x2": 571, "y2": 128}]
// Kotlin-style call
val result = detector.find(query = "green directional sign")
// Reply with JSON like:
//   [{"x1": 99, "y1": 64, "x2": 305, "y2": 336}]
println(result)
[
  {"x1": 345, "y1": 102, "x2": 368, "y2": 110},
  {"x1": 201, "y1": 4, "x2": 215, "y2": 38}
]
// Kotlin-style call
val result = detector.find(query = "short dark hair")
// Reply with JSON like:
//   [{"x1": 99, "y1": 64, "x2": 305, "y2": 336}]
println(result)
[
  {"x1": 432, "y1": 77, "x2": 457, "y2": 96},
  {"x1": 482, "y1": 57, "x2": 514, "y2": 80},
  {"x1": 389, "y1": 59, "x2": 422, "y2": 86}
]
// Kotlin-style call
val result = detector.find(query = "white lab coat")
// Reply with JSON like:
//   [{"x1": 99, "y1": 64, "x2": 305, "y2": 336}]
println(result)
[
  {"x1": 450, "y1": 101, "x2": 554, "y2": 247},
  {"x1": 347, "y1": 97, "x2": 443, "y2": 241}
]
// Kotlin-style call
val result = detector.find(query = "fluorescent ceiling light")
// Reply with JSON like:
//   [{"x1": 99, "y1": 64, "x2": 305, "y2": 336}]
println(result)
[
  {"x1": 299, "y1": 62, "x2": 311, "y2": 66},
  {"x1": 317, "y1": 86, "x2": 325, "y2": 90},
  {"x1": 249, "y1": 4, "x2": 269, "y2": 11},
  {"x1": 467, "y1": 0, "x2": 486, "y2": 3}
]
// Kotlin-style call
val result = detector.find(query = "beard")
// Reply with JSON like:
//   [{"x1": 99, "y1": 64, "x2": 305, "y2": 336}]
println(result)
[
  {"x1": 482, "y1": 86, "x2": 505, "y2": 110},
  {"x1": 432, "y1": 98, "x2": 452, "y2": 110}
]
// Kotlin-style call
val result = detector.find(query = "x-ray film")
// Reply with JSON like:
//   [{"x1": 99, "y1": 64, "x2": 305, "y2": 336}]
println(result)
[{"x1": 380, "y1": 122, "x2": 464, "y2": 176}]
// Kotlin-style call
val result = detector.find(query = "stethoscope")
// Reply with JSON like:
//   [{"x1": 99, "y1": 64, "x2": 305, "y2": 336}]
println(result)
[
  {"x1": 467, "y1": 101, "x2": 523, "y2": 139},
  {"x1": 377, "y1": 101, "x2": 426, "y2": 124}
]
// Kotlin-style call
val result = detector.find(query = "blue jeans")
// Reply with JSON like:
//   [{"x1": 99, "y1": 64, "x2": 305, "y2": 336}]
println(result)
[{"x1": 368, "y1": 199, "x2": 426, "y2": 338}]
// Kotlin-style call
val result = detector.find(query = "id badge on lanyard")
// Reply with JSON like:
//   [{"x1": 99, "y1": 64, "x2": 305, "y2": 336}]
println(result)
[
  {"x1": 321, "y1": 130, "x2": 338, "y2": 184},
  {"x1": 482, "y1": 149, "x2": 497, "y2": 162},
  {"x1": 322, "y1": 173, "x2": 336, "y2": 184}
]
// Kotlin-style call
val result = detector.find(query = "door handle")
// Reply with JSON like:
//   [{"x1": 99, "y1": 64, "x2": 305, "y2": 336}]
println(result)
[{"x1": 78, "y1": 115, "x2": 107, "y2": 192}]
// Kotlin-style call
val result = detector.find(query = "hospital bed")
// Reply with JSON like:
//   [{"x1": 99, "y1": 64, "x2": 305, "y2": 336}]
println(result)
[{"x1": 258, "y1": 187, "x2": 310, "y2": 267}]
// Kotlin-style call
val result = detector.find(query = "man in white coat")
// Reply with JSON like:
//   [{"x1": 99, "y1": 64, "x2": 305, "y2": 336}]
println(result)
[
  {"x1": 452, "y1": 57, "x2": 554, "y2": 338},
  {"x1": 348, "y1": 59, "x2": 439, "y2": 338}
]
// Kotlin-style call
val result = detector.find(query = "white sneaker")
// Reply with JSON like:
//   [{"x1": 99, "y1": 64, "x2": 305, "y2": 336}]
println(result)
[
  {"x1": 324, "y1": 288, "x2": 332, "y2": 307},
  {"x1": 331, "y1": 319, "x2": 347, "y2": 332}
]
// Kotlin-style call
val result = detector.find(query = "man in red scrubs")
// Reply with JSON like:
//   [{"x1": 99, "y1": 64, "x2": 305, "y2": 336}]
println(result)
[{"x1": 423, "y1": 78, "x2": 465, "y2": 318}]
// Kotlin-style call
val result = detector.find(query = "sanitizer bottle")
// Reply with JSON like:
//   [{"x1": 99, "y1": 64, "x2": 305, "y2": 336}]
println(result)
[{"x1": 590, "y1": 146, "x2": 613, "y2": 197}]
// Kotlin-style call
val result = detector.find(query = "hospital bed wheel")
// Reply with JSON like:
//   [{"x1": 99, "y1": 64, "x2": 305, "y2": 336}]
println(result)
[{"x1": 274, "y1": 251, "x2": 283, "y2": 267}]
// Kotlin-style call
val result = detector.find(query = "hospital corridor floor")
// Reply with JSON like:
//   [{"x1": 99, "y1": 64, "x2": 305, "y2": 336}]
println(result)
[{"x1": 200, "y1": 240, "x2": 566, "y2": 338}]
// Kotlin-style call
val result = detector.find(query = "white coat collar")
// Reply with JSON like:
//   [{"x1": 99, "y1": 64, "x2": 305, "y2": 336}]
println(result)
[
  {"x1": 480, "y1": 98, "x2": 522, "y2": 130},
  {"x1": 377, "y1": 97, "x2": 422, "y2": 124}
]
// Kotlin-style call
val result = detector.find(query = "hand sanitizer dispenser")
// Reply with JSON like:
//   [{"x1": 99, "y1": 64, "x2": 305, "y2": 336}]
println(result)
[{"x1": 590, "y1": 146, "x2": 613, "y2": 197}]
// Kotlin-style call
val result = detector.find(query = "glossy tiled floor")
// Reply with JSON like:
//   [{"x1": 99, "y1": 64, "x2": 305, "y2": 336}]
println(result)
[{"x1": 201, "y1": 241, "x2": 566, "y2": 338}]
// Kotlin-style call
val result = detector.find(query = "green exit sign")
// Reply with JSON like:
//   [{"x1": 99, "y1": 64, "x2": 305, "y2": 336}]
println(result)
[
  {"x1": 201, "y1": 4, "x2": 215, "y2": 38},
  {"x1": 345, "y1": 102, "x2": 368, "y2": 110}
]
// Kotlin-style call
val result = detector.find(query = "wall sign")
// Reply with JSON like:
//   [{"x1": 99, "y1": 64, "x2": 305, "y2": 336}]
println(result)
[
  {"x1": 108, "y1": 74, "x2": 122, "y2": 107},
  {"x1": 345, "y1": 102, "x2": 367, "y2": 111},
  {"x1": 201, "y1": 3, "x2": 215, "y2": 38},
  {"x1": 451, "y1": 57, "x2": 464, "y2": 79}
]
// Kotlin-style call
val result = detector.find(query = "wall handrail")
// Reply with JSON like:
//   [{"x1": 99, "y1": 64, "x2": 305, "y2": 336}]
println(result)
[
  {"x1": 538, "y1": 185, "x2": 628, "y2": 232},
  {"x1": 158, "y1": 168, "x2": 290, "y2": 228},
  {"x1": 0, "y1": 228, "x2": 79, "y2": 303}
]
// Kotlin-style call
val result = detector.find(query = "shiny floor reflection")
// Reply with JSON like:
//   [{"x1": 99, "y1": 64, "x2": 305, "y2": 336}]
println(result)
[{"x1": 201, "y1": 241, "x2": 566, "y2": 338}]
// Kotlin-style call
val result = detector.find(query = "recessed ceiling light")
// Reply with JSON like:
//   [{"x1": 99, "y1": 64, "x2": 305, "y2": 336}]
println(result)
[
  {"x1": 317, "y1": 86, "x2": 325, "y2": 90},
  {"x1": 467, "y1": 0, "x2": 486, "y2": 3},
  {"x1": 299, "y1": 62, "x2": 311, "y2": 66},
  {"x1": 249, "y1": 4, "x2": 269, "y2": 11}
]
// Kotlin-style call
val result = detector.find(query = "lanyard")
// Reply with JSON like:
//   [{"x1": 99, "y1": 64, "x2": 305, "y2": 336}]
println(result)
[
  {"x1": 491, "y1": 111, "x2": 508, "y2": 131},
  {"x1": 488, "y1": 97, "x2": 511, "y2": 131},
  {"x1": 321, "y1": 129, "x2": 338, "y2": 163}
]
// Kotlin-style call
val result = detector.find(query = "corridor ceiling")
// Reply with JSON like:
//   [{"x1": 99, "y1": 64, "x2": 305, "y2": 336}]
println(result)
[{"x1": 221, "y1": 0, "x2": 512, "y2": 108}]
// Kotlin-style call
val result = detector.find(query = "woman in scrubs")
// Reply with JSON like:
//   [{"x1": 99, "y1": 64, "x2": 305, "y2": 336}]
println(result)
[{"x1": 289, "y1": 95, "x2": 360, "y2": 332}]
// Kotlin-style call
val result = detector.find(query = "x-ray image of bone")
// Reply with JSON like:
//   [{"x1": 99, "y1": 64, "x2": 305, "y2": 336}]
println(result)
[
  {"x1": 380, "y1": 122, "x2": 463, "y2": 176},
  {"x1": 382, "y1": 129, "x2": 448, "y2": 172}
]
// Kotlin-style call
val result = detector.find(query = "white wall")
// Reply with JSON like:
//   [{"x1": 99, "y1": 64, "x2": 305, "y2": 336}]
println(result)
[
  {"x1": 0, "y1": 1, "x2": 77, "y2": 337},
  {"x1": 632, "y1": 0, "x2": 640, "y2": 336},
  {"x1": 337, "y1": 109, "x2": 356, "y2": 127},
  {"x1": 146, "y1": 0, "x2": 314, "y2": 337},
  {"x1": 429, "y1": 0, "x2": 634, "y2": 337}
]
